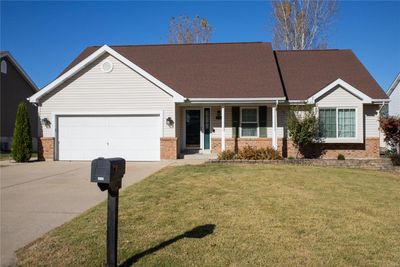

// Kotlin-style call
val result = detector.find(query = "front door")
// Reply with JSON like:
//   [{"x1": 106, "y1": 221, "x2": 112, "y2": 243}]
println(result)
[{"x1": 185, "y1": 110, "x2": 201, "y2": 148}]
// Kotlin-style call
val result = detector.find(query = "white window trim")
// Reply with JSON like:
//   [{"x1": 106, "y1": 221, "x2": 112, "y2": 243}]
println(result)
[
  {"x1": 318, "y1": 107, "x2": 358, "y2": 140},
  {"x1": 240, "y1": 107, "x2": 259, "y2": 138},
  {"x1": 1, "y1": 60, "x2": 7, "y2": 74}
]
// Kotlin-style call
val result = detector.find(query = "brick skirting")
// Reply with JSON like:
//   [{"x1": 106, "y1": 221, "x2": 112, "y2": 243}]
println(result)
[
  {"x1": 38, "y1": 137, "x2": 54, "y2": 161},
  {"x1": 211, "y1": 138, "x2": 273, "y2": 153},
  {"x1": 212, "y1": 137, "x2": 380, "y2": 159},
  {"x1": 283, "y1": 137, "x2": 380, "y2": 159},
  {"x1": 160, "y1": 137, "x2": 178, "y2": 160}
]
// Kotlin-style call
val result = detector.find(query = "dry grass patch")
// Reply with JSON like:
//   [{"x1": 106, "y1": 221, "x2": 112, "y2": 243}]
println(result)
[{"x1": 17, "y1": 164, "x2": 400, "y2": 266}]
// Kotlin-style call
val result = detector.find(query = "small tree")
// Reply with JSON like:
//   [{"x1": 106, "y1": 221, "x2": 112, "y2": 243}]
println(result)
[
  {"x1": 286, "y1": 105, "x2": 319, "y2": 158},
  {"x1": 271, "y1": 0, "x2": 338, "y2": 50},
  {"x1": 168, "y1": 15, "x2": 213, "y2": 44},
  {"x1": 11, "y1": 102, "x2": 32, "y2": 162},
  {"x1": 380, "y1": 116, "x2": 400, "y2": 155}
]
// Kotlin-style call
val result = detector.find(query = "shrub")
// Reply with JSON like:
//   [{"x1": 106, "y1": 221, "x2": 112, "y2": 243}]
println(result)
[
  {"x1": 287, "y1": 156, "x2": 295, "y2": 160},
  {"x1": 380, "y1": 116, "x2": 400, "y2": 155},
  {"x1": 236, "y1": 146, "x2": 258, "y2": 160},
  {"x1": 236, "y1": 146, "x2": 282, "y2": 160},
  {"x1": 286, "y1": 105, "x2": 320, "y2": 158},
  {"x1": 256, "y1": 147, "x2": 282, "y2": 160},
  {"x1": 337, "y1": 154, "x2": 345, "y2": 160},
  {"x1": 11, "y1": 102, "x2": 32, "y2": 162},
  {"x1": 218, "y1": 150, "x2": 235, "y2": 160},
  {"x1": 391, "y1": 154, "x2": 400, "y2": 166},
  {"x1": 385, "y1": 147, "x2": 400, "y2": 166},
  {"x1": 218, "y1": 146, "x2": 283, "y2": 161}
]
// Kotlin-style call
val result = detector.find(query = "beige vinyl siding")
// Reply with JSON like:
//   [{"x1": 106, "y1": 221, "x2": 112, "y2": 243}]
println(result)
[
  {"x1": 39, "y1": 54, "x2": 175, "y2": 138},
  {"x1": 267, "y1": 106, "x2": 286, "y2": 138},
  {"x1": 315, "y1": 86, "x2": 363, "y2": 143},
  {"x1": 364, "y1": 104, "x2": 380, "y2": 137},
  {"x1": 389, "y1": 82, "x2": 400, "y2": 116},
  {"x1": 211, "y1": 106, "x2": 232, "y2": 138}
]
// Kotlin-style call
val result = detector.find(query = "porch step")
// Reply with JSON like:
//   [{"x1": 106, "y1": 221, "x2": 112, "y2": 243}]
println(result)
[{"x1": 182, "y1": 152, "x2": 218, "y2": 160}]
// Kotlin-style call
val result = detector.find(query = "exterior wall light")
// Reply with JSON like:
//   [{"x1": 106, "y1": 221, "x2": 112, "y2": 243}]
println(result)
[
  {"x1": 166, "y1": 117, "x2": 174, "y2": 127},
  {"x1": 41, "y1": 118, "x2": 51, "y2": 128}
]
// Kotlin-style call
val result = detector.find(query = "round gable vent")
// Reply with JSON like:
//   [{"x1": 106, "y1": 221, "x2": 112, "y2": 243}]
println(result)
[{"x1": 101, "y1": 60, "x2": 113, "y2": 73}]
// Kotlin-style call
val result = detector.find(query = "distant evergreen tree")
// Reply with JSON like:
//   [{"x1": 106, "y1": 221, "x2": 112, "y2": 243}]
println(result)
[{"x1": 12, "y1": 102, "x2": 32, "y2": 162}]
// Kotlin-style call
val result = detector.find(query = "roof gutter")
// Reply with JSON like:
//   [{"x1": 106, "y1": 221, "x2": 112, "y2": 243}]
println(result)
[{"x1": 186, "y1": 97, "x2": 287, "y2": 104}]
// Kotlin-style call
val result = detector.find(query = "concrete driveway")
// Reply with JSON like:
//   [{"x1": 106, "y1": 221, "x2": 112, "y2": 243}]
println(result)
[{"x1": 0, "y1": 160, "x2": 171, "y2": 267}]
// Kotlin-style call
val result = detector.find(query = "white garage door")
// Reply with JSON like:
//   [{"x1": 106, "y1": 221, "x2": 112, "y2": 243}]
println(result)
[{"x1": 57, "y1": 115, "x2": 161, "y2": 161}]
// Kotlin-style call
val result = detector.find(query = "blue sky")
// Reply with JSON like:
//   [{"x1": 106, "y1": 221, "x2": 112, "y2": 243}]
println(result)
[{"x1": 1, "y1": 1, "x2": 399, "y2": 91}]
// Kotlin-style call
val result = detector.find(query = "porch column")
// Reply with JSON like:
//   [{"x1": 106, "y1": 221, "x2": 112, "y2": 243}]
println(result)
[
  {"x1": 272, "y1": 105, "x2": 278, "y2": 150},
  {"x1": 221, "y1": 105, "x2": 225, "y2": 151}
]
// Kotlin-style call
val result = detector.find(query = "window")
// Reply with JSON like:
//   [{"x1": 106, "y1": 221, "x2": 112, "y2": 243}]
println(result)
[
  {"x1": 1, "y1": 60, "x2": 7, "y2": 74},
  {"x1": 241, "y1": 108, "x2": 258, "y2": 137},
  {"x1": 319, "y1": 109, "x2": 336, "y2": 138},
  {"x1": 319, "y1": 108, "x2": 356, "y2": 138},
  {"x1": 338, "y1": 109, "x2": 356, "y2": 137}
]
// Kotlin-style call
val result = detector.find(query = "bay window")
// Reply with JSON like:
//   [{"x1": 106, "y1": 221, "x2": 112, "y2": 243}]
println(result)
[
  {"x1": 241, "y1": 108, "x2": 258, "y2": 137},
  {"x1": 319, "y1": 108, "x2": 356, "y2": 138}
]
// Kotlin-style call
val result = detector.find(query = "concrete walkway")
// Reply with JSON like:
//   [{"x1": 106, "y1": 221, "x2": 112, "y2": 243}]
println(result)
[{"x1": 0, "y1": 160, "x2": 176, "y2": 267}]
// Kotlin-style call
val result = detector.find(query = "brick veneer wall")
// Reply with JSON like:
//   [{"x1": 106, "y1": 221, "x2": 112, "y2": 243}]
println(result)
[
  {"x1": 212, "y1": 137, "x2": 380, "y2": 159},
  {"x1": 38, "y1": 137, "x2": 54, "y2": 161},
  {"x1": 160, "y1": 137, "x2": 178, "y2": 160},
  {"x1": 283, "y1": 137, "x2": 380, "y2": 159},
  {"x1": 211, "y1": 138, "x2": 273, "y2": 153}
]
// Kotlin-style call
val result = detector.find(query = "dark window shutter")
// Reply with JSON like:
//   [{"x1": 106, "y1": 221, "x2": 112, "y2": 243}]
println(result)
[
  {"x1": 232, "y1": 107, "x2": 240, "y2": 138},
  {"x1": 259, "y1": 106, "x2": 267, "y2": 137}
]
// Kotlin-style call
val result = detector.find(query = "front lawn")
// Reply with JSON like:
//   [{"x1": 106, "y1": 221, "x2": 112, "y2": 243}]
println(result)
[
  {"x1": 17, "y1": 164, "x2": 400, "y2": 266},
  {"x1": 0, "y1": 151, "x2": 11, "y2": 161},
  {"x1": 0, "y1": 152, "x2": 37, "y2": 161}
]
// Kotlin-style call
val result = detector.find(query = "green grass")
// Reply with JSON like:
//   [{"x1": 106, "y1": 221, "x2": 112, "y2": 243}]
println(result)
[
  {"x1": 17, "y1": 164, "x2": 400, "y2": 266},
  {"x1": 0, "y1": 152, "x2": 37, "y2": 161},
  {"x1": 0, "y1": 152, "x2": 11, "y2": 161}
]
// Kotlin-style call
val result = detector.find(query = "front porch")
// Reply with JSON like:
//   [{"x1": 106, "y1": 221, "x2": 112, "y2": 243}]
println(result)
[{"x1": 175, "y1": 102, "x2": 280, "y2": 158}]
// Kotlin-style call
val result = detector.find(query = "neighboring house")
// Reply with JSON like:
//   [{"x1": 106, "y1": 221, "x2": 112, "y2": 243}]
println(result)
[
  {"x1": 28, "y1": 42, "x2": 388, "y2": 161},
  {"x1": 387, "y1": 73, "x2": 400, "y2": 116},
  {"x1": 1, "y1": 51, "x2": 38, "y2": 151}
]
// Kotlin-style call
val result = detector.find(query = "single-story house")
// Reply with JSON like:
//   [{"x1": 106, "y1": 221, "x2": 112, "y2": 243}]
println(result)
[
  {"x1": 28, "y1": 42, "x2": 389, "y2": 161},
  {"x1": 1, "y1": 51, "x2": 39, "y2": 151},
  {"x1": 387, "y1": 73, "x2": 400, "y2": 116}
]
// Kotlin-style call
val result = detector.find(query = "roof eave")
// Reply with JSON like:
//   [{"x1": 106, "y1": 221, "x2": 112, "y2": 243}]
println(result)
[
  {"x1": 29, "y1": 45, "x2": 185, "y2": 104},
  {"x1": 1, "y1": 52, "x2": 39, "y2": 92},
  {"x1": 186, "y1": 97, "x2": 286, "y2": 104}
]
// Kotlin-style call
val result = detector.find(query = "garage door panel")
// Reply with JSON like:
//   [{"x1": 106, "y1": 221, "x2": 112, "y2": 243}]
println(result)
[{"x1": 58, "y1": 115, "x2": 161, "y2": 161}]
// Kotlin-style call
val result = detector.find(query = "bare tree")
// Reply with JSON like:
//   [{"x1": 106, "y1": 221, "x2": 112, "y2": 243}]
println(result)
[
  {"x1": 271, "y1": 0, "x2": 337, "y2": 50},
  {"x1": 168, "y1": 15, "x2": 213, "y2": 44}
]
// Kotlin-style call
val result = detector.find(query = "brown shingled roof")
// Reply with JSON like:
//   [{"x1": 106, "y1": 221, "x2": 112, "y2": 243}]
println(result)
[
  {"x1": 274, "y1": 49, "x2": 388, "y2": 100},
  {"x1": 61, "y1": 42, "x2": 285, "y2": 99},
  {"x1": 59, "y1": 42, "x2": 387, "y2": 101}
]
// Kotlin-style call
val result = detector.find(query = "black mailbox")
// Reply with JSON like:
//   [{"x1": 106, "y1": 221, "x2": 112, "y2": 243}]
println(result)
[
  {"x1": 91, "y1": 157, "x2": 126, "y2": 191},
  {"x1": 90, "y1": 157, "x2": 126, "y2": 267}
]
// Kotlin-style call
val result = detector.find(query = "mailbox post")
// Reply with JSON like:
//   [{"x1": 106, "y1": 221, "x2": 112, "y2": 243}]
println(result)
[{"x1": 91, "y1": 157, "x2": 126, "y2": 267}]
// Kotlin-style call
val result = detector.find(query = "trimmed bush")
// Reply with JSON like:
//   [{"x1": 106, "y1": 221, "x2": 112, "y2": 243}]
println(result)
[
  {"x1": 218, "y1": 146, "x2": 282, "y2": 160},
  {"x1": 256, "y1": 147, "x2": 282, "y2": 160},
  {"x1": 337, "y1": 154, "x2": 345, "y2": 160},
  {"x1": 218, "y1": 150, "x2": 235, "y2": 160},
  {"x1": 237, "y1": 146, "x2": 258, "y2": 160},
  {"x1": 11, "y1": 102, "x2": 32, "y2": 162}
]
